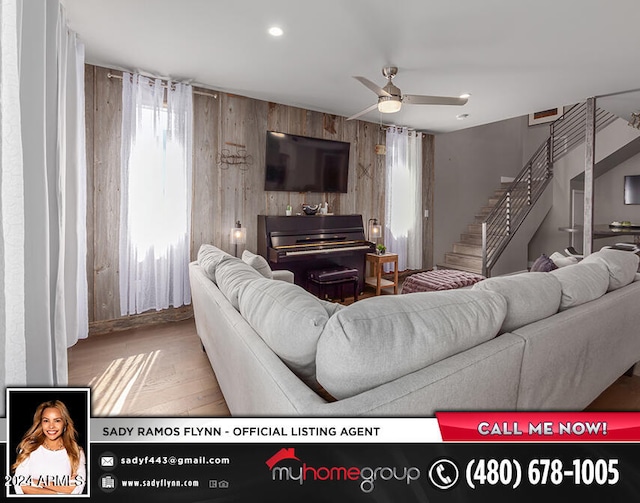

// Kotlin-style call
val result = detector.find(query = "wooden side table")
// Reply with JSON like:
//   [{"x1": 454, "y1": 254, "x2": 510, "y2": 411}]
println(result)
[{"x1": 365, "y1": 252, "x2": 399, "y2": 295}]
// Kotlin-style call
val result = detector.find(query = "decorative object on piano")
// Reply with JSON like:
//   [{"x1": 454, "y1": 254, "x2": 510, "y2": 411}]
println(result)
[
  {"x1": 302, "y1": 204, "x2": 319, "y2": 215},
  {"x1": 230, "y1": 220, "x2": 246, "y2": 257},
  {"x1": 376, "y1": 244, "x2": 386, "y2": 255},
  {"x1": 285, "y1": 204, "x2": 292, "y2": 216},
  {"x1": 368, "y1": 218, "x2": 382, "y2": 242},
  {"x1": 217, "y1": 142, "x2": 253, "y2": 171},
  {"x1": 319, "y1": 202, "x2": 329, "y2": 215}
]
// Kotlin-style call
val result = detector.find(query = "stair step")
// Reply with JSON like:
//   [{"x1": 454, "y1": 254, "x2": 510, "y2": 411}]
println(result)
[
  {"x1": 437, "y1": 262, "x2": 484, "y2": 275},
  {"x1": 468, "y1": 223, "x2": 483, "y2": 234},
  {"x1": 460, "y1": 233, "x2": 483, "y2": 246},
  {"x1": 488, "y1": 193, "x2": 528, "y2": 206},
  {"x1": 444, "y1": 252, "x2": 483, "y2": 270},
  {"x1": 453, "y1": 242, "x2": 483, "y2": 257}
]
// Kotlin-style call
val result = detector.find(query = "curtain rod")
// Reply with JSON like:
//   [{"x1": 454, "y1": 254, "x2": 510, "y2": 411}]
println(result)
[
  {"x1": 107, "y1": 72, "x2": 217, "y2": 99},
  {"x1": 381, "y1": 125, "x2": 427, "y2": 137}
]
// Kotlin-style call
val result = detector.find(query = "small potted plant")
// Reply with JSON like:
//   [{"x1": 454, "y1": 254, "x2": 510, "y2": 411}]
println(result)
[{"x1": 376, "y1": 244, "x2": 386, "y2": 255}]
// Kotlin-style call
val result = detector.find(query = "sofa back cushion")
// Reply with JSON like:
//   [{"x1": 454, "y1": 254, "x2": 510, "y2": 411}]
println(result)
[
  {"x1": 472, "y1": 272, "x2": 562, "y2": 333},
  {"x1": 315, "y1": 289, "x2": 507, "y2": 399},
  {"x1": 580, "y1": 248, "x2": 639, "y2": 291},
  {"x1": 241, "y1": 249, "x2": 273, "y2": 279},
  {"x1": 197, "y1": 244, "x2": 234, "y2": 283},
  {"x1": 215, "y1": 257, "x2": 263, "y2": 310},
  {"x1": 238, "y1": 278, "x2": 329, "y2": 385},
  {"x1": 550, "y1": 262, "x2": 609, "y2": 311}
]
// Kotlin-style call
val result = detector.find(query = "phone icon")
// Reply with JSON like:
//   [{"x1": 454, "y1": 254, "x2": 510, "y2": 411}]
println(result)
[
  {"x1": 436, "y1": 464, "x2": 452, "y2": 484},
  {"x1": 428, "y1": 459, "x2": 458, "y2": 490}
]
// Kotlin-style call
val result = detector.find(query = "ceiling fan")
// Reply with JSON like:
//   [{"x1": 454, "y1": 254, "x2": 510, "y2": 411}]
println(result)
[{"x1": 347, "y1": 66, "x2": 468, "y2": 121}]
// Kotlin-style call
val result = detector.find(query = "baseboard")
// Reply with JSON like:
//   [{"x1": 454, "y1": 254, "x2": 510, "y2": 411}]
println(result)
[{"x1": 89, "y1": 305, "x2": 194, "y2": 336}]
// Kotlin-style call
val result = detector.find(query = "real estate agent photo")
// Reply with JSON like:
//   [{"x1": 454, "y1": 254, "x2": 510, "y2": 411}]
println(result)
[{"x1": 7, "y1": 390, "x2": 89, "y2": 496}]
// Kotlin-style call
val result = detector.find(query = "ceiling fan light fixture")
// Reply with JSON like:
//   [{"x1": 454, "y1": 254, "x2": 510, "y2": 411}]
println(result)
[{"x1": 378, "y1": 96, "x2": 402, "y2": 113}]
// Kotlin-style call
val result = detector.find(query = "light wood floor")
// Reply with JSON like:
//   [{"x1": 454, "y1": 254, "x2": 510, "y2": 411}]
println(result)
[
  {"x1": 68, "y1": 313, "x2": 640, "y2": 417},
  {"x1": 68, "y1": 318, "x2": 230, "y2": 416}
]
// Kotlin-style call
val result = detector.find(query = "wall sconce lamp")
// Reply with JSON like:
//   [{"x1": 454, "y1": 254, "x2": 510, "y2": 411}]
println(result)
[
  {"x1": 367, "y1": 218, "x2": 382, "y2": 243},
  {"x1": 230, "y1": 220, "x2": 246, "y2": 257}
]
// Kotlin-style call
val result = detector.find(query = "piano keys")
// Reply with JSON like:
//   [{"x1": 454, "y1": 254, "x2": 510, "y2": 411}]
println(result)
[{"x1": 257, "y1": 214, "x2": 375, "y2": 293}]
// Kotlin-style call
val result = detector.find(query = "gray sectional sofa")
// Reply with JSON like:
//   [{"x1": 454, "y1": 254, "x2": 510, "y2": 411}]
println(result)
[{"x1": 189, "y1": 244, "x2": 640, "y2": 416}]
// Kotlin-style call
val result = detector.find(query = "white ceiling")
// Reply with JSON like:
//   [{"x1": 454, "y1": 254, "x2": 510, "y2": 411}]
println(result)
[{"x1": 61, "y1": 0, "x2": 640, "y2": 134}]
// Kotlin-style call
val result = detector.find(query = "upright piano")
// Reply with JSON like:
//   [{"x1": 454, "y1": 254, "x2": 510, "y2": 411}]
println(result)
[{"x1": 257, "y1": 214, "x2": 375, "y2": 293}]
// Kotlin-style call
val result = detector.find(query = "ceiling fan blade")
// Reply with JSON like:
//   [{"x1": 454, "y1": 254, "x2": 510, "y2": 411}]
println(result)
[
  {"x1": 403, "y1": 94, "x2": 468, "y2": 106},
  {"x1": 347, "y1": 103, "x2": 378, "y2": 121},
  {"x1": 353, "y1": 76, "x2": 391, "y2": 97}
]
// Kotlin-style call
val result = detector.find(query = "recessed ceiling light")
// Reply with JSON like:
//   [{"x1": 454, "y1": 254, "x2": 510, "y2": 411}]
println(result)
[
  {"x1": 460, "y1": 93, "x2": 471, "y2": 99},
  {"x1": 456, "y1": 114, "x2": 469, "y2": 120},
  {"x1": 268, "y1": 26, "x2": 284, "y2": 37}
]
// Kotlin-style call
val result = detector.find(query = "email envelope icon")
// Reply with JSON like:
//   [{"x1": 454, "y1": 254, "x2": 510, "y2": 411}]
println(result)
[{"x1": 101, "y1": 456, "x2": 115, "y2": 467}]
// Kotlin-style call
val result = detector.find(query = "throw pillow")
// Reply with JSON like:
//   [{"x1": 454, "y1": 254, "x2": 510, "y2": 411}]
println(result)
[
  {"x1": 241, "y1": 250, "x2": 273, "y2": 279},
  {"x1": 530, "y1": 253, "x2": 558, "y2": 272},
  {"x1": 549, "y1": 251, "x2": 579, "y2": 268}
]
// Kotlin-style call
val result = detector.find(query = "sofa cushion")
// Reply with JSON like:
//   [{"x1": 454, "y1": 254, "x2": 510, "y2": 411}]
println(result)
[
  {"x1": 550, "y1": 262, "x2": 609, "y2": 310},
  {"x1": 315, "y1": 289, "x2": 507, "y2": 399},
  {"x1": 238, "y1": 278, "x2": 329, "y2": 385},
  {"x1": 242, "y1": 249, "x2": 273, "y2": 279},
  {"x1": 197, "y1": 244, "x2": 235, "y2": 283},
  {"x1": 580, "y1": 248, "x2": 639, "y2": 291},
  {"x1": 472, "y1": 272, "x2": 562, "y2": 332},
  {"x1": 215, "y1": 257, "x2": 263, "y2": 310}
]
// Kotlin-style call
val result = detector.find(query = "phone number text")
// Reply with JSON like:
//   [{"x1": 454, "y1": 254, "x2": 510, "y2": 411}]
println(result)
[{"x1": 465, "y1": 458, "x2": 619, "y2": 489}]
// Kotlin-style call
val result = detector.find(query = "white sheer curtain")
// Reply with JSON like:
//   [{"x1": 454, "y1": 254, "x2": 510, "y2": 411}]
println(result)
[
  {"x1": 384, "y1": 126, "x2": 423, "y2": 271},
  {"x1": 4, "y1": 0, "x2": 87, "y2": 390},
  {"x1": 56, "y1": 4, "x2": 89, "y2": 354},
  {"x1": 1, "y1": 0, "x2": 27, "y2": 408},
  {"x1": 119, "y1": 73, "x2": 193, "y2": 315}
]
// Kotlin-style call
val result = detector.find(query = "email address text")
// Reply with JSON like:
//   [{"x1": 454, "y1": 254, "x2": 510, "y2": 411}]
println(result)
[{"x1": 119, "y1": 455, "x2": 230, "y2": 466}]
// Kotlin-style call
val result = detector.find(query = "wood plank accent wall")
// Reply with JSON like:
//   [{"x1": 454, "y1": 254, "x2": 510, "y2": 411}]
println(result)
[{"x1": 85, "y1": 64, "x2": 434, "y2": 329}]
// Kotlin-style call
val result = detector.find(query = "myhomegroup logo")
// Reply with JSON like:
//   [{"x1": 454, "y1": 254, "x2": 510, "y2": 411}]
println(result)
[{"x1": 265, "y1": 447, "x2": 421, "y2": 493}]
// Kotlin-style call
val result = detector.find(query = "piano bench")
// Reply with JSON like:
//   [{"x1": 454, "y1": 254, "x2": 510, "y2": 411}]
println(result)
[{"x1": 307, "y1": 267, "x2": 359, "y2": 303}]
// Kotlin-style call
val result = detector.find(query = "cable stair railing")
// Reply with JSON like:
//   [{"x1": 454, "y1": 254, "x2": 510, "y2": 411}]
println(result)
[{"x1": 481, "y1": 102, "x2": 617, "y2": 277}]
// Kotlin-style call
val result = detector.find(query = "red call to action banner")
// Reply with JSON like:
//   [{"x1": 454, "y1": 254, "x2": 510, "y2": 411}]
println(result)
[{"x1": 436, "y1": 412, "x2": 640, "y2": 442}]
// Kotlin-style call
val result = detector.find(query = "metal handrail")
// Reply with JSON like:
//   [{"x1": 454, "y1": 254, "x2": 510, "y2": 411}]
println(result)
[{"x1": 481, "y1": 103, "x2": 617, "y2": 276}]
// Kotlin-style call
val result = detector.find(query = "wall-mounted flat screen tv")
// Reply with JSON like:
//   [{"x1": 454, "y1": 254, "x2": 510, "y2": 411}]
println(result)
[
  {"x1": 624, "y1": 175, "x2": 640, "y2": 204},
  {"x1": 265, "y1": 131, "x2": 350, "y2": 193}
]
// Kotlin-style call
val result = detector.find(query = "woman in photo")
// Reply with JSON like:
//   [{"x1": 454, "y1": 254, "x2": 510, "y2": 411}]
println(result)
[{"x1": 10, "y1": 399, "x2": 86, "y2": 495}]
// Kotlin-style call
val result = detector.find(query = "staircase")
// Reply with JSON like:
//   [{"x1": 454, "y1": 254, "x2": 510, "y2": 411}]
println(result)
[
  {"x1": 440, "y1": 182, "x2": 530, "y2": 274},
  {"x1": 438, "y1": 102, "x2": 618, "y2": 277}
]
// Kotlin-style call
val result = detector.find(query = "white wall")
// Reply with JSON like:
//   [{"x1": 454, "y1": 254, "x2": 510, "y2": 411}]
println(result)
[{"x1": 433, "y1": 115, "x2": 543, "y2": 266}]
